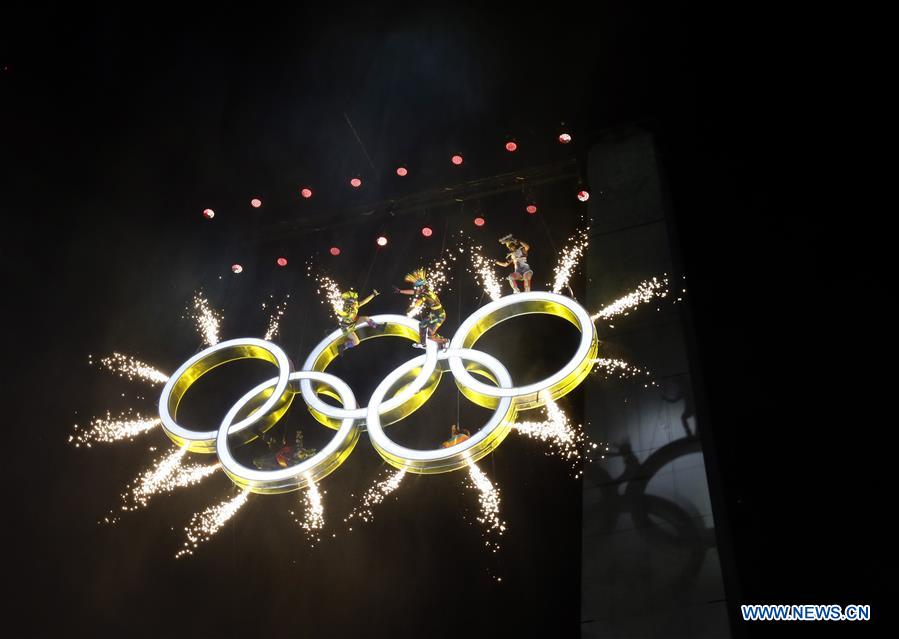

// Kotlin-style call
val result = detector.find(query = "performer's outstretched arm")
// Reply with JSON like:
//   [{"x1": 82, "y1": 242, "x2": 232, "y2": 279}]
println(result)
[{"x1": 359, "y1": 290, "x2": 379, "y2": 306}]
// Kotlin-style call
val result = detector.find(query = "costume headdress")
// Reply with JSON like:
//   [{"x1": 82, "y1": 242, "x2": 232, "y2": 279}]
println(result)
[{"x1": 404, "y1": 268, "x2": 428, "y2": 289}]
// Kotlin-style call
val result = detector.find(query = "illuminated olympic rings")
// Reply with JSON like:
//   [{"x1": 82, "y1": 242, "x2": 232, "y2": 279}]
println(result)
[{"x1": 157, "y1": 291, "x2": 598, "y2": 493}]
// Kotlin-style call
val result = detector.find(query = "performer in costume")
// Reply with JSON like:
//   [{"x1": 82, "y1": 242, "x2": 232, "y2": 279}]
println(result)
[
  {"x1": 336, "y1": 289, "x2": 380, "y2": 351},
  {"x1": 252, "y1": 429, "x2": 316, "y2": 470},
  {"x1": 275, "y1": 429, "x2": 316, "y2": 468},
  {"x1": 496, "y1": 234, "x2": 532, "y2": 293},
  {"x1": 441, "y1": 424, "x2": 471, "y2": 448},
  {"x1": 393, "y1": 268, "x2": 448, "y2": 346}
]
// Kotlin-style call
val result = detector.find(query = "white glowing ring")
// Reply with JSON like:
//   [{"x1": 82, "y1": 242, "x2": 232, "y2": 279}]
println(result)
[
  {"x1": 366, "y1": 348, "x2": 515, "y2": 474},
  {"x1": 216, "y1": 371, "x2": 358, "y2": 494},
  {"x1": 447, "y1": 291, "x2": 597, "y2": 409},
  {"x1": 158, "y1": 338, "x2": 291, "y2": 453},
  {"x1": 299, "y1": 314, "x2": 440, "y2": 428}
]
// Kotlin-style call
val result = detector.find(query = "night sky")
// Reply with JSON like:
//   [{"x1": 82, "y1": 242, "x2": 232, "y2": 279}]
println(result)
[{"x1": 2, "y1": 3, "x2": 882, "y2": 638}]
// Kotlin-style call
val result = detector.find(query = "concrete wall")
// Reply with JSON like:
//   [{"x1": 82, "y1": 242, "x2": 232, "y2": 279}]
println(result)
[{"x1": 581, "y1": 127, "x2": 730, "y2": 638}]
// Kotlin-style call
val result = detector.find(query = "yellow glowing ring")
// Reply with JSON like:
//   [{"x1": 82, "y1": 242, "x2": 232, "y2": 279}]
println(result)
[
  {"x1": 447, "y1": 291, "x2": 598, "y2": 411},
  {"x1": 299, "y1": 314, "x2": 441, "y2": 430},
  {"x1": 366, "y1": 348, "x2": 516, "y2": 474},
  {"x1": 158, "y1": 338, "x2": 292, "y2": 453},
  {"x1": 216, "y1": 371, "x2": 359, "y2": 494}
]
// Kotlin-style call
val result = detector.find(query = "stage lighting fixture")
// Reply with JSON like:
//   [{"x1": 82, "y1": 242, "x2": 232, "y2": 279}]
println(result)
[
  {"x1": 558, "y1": 132, "x2": 572, "y2": 144},
  {"x1": 505, "y1": 140, "x2": 518, "y2": 152},
  {"x1": 474, "y1": 217, "x2": 486, "y2": 227},
  {"x1": 350, "y1": 177, "x2": 362, "y2": 188},
  {"x1": 276, "y1": 257, "x2": 288, "y2": 267},
  {"x1": 329, "y1": 247, "x2": 341, "y2": 256},
  {"x1": 421, "y1": 227, "x2": 433, "y2": 237},
  {"x1": 202, "y1": 208, "x2": 215, "y2": 219},
  {"x1": 250, "y1": 198, "x2": 262, "y2": 208},
  {"x1": 232, "y1": 264, "x2": 243, "y2": 273},
  {"x1": 300, "y1": 188, "x2": 313, "y2": 198},
  {"x1": 577, "y1": 189, "x2": 590, "y2": 202},
  {"x1": 396, "y1": 166, "x2": 408, "y2": 177},
  {"x1": 526, "y1": 203, "x2": 538, "y2": 214},
  {"x1": 451, "y1": 154, "x2": 464, "y2": 165},
  {"x1": 376, "y1": 236, "x2": 388, "y2": 246}
]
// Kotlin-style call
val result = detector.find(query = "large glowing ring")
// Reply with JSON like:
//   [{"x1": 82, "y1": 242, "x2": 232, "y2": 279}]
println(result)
[
  {"x1": 447, "y1": 291, "x2": 598, "y2": 410},
  {"x1": 366, "y1": 348, "x2": 516, "y2": 474},
  {"x1": 299, "y1": 314, "x2": 441, "y2": 430},
  {"x1": 158, "y1": 338, "x2": 292, "y2": 453},
  {"x1": 216, "y1": 371, "x2": 359, "y2": 494}
]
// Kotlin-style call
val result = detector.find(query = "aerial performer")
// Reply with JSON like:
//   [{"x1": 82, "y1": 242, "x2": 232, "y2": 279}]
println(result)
[
  {"x1": 441, "y1": 424, "x2": 471, "y2": 448},
  {"x1": 393, "y1": 268, "x2": 448, "y2": 347},
  {"x1": 252, "y1": 429, "x2": 317, "y2": 470},
  {"x1": 496, "y1": 234, "x2": 532, "y2": 293},
  {"x1": 336, "y1": 289, "x2": 380, "y2": 351}
]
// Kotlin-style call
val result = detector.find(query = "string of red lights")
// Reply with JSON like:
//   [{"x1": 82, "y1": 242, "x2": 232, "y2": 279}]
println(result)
[{"x1": 213, "y1": 132, "x2": 587, "y2": 274}]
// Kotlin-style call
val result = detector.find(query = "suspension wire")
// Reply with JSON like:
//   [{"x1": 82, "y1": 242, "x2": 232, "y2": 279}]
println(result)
[
  {"x1": 456, "y1": 206, "x2": 463, "y2": 429},
  {"x1": 343, "y1": 111, "x2": 379, "y2": 178},
  {"x1": 360, "y1": 241, "x2": 380, "y2": 294},
  {"x1": 537, "y1": 201, "x2": 559, "y2": 252}
]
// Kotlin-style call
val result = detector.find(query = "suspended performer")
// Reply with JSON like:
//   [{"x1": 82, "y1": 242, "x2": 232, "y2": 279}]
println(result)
[
  {"x1": 336, "y1": 289, "x2": 380, "y2": 351},
  {"x1": 252, "y1": 429, "x2": 316, "y2": 470},
  {"x1": 393, "y1": 268, "x2": 448, "y2": 346},
  {"x1": 441, "y1": 424, "x2": 471, "y2": 448},
  {"x1": 496, "y1": 234, "x2": 532, "y2": 293}
]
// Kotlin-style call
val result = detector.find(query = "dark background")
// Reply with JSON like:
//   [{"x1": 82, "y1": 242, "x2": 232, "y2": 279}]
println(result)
[{"x1": 1, "y1": 2, "x2": 882, "y2": 637}]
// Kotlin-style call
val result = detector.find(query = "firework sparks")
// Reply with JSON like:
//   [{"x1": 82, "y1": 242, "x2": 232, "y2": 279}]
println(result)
[
  {"x1": 590, "y1": 276, "x2": 670, "y2": 321},
  {"x1": 345, "y1": 468, "x2": 406, "y2": 527},
  {"x1": 176, "y1": 489, "x2": 250, "y2": 558},
  {"x1": 513, "y1": 396, "x2": 595, "y2": 474},
  {"x1": 406, "y1": 248, "x2": 459, "y2": 317},
  {"x1": 591, "y1": 357, "x2": 657, "y2": 387},
  {"x1": 262, "y1": 294, "x2": 289, "y2": 340},
  {"x1": 468, "y1": 244, "x2": 503, "y2": 302},
  {"x1": 290, "y1": 479, "x2": 325, "y2": 544},
  {"x1": 90, "y1": 353, "x2": 169, "y2": 385},
  {"x1": 310, "y1": 267, "x2": 344, "y2": 319},
  {"x1": 550, "y1": 226, "x2": 590, "y2": 294},
  {"x1": 114, "y1": 447, "x2": 220, "y2": 515},
  {"x1": 466, "y1": 461, "x2": 506, "y2": 552},
  {"x1": 69, "y1": 410, "x2": 160, "y2": 447},
  {"x1": 185, "y1": 291, "x2": 222, "y2": 346}
]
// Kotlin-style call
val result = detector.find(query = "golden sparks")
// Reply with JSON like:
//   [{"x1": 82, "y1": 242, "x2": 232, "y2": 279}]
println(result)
[
  {"x1": 115, "y1": 447, "x2": 220, "y2": 515},
  {"x1": 90, "y1": 353, "x2": 169, "y2": 385},
  {"x1": 70, "y1": 410, "x2": 160, "y2": 447},
  {"x1": 185, "y1": 291, "x2": 222, "y2": 346},
  {"x1": 176, "y1": 489, "x2": 250, "y2": 558},
  {"x1": 309, "y1": 267, "x2": 344, "y2": 320},
  {"x1": 468, "y1": 243, "x2": 504, "y2": 302},
  {"x1": 344, "y1": 468, "x2": 407, "y2": 527},
  {"x1": 590, "y1": 357, "x2": 657, "y2": 387},
  {"x1": 466, "y1": 461, "x2": 506, "y2": 552},
  {"x1": 591, "y1": 276, "x2": 670, "y2": 321},
  {"x1": 262, "y1": 294, "x2": 290, "y2": 341},
  {"x1": 513, "y1": 396, "x2": 595, "y2": 475},
  {"x1": 291, "y1": 479, "x2": 325, "y2": 545},
  {"x1": 550, "y1": 226, "x2": 590, "y2": 294}
]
